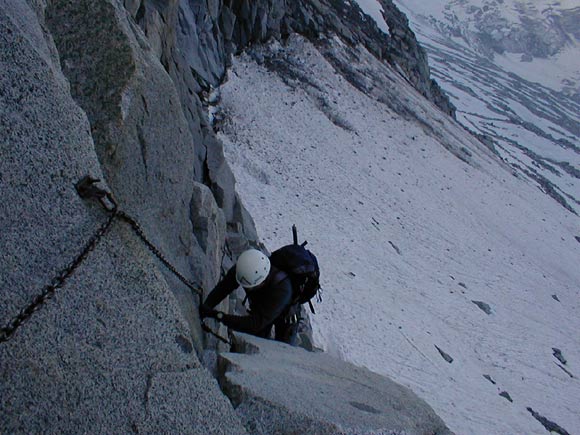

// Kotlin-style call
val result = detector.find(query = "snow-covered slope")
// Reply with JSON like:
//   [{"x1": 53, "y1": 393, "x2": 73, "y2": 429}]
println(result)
[
  {"x1": 364, "y1": 0, "x2": 580, "y2": 217},
  {"x1": 393, "y1": 0, "x2": 580, "y2": 94},
  {"x1": 217, "y1": 35, "x2": 580, "y2": 435}
]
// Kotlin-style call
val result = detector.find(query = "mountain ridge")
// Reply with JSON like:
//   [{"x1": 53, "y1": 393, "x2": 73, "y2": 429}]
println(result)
[{"x1": 386, "y1": 0, "x2": 580, "y2": 215}]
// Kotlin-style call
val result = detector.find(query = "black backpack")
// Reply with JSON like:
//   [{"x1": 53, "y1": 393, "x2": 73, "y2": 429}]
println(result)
[{"x1": 269, "y1": 225, "x2": 321, "y2": 314}]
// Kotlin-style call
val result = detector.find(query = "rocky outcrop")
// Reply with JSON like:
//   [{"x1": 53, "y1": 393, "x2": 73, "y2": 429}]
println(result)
[
  {"x1": 221, "y1": 0, "x2": 455, "y2": 115},
  {"x1": 136, "y1": 0, "x2": 455, "y2": 117},
  {"x1": 472, "y1": 3, "x2": 577, "y2": 59},
  {"x1": 0, "y1": 1, "x2": 247, "y2": 433},
  {"x1": 422, "y1": 1, "x2": 579, "y2": 61},
  {"x1": 378, "y1": 0, "x2": 455, "y2": 116},
  {"x1": 218, "y1": 333, "x2": 452, "y2": 435},
  {"x1": 418, "y1": 0, "x2": 580, "y2": 101}
]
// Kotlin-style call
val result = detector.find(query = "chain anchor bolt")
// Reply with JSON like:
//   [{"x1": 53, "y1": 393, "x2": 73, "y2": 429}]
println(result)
[{"x1": 76, "y1": 175, "x2": 117, "y2": 212}]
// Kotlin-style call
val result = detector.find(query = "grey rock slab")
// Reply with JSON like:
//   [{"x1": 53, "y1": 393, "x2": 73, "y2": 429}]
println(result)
[
  {"x1": 188, "y1": 182, "x2": 227, "y2": 353},
  {"x1": 142, "y1": 369, "x2": 249, "y2": 435},
  {"x1": 191, "y1": 181, "x2": 227, "y2": 273},
  {"x1": 176, "y1": 0, "x2": 226, "y2": 87},
  {"x1": 45, "y1": 0, "x2": 200, "y2": 286},
  {"x1": 0, "y1": 2, "x2": 246, "y2": 434},
  {"x1": 1, "y1": 0, "x2": 106, "y2": 325},
  {"x1": 435, "y1": 345, "x2": 454, "y2": 364},
  {"x1": 471, "y1": 300, "x2": 492, "y2": 315},
  {"x1": 44, "y1": 0, "x2": 213, "y2": 356},
  {"x1": 218, "y1": 333, "x2": 452, "y2": 435},
  {"x1": 552, "y1": 347, "x2": 567, "y2": 365}
]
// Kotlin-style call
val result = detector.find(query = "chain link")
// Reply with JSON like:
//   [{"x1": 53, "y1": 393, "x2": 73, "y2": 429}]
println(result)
[
  {"x1": 1, "y1": 176, "x2": 204, "y2": 343},
  {"x1": 201, "y1": 321, "x2": 231, "y2": 345},
  {"x1": 0, "y1": 212, "x2": 117, "y2": 343},
  {"x1": 116, "y1": 211, "x2": 202, "y2": 296}
]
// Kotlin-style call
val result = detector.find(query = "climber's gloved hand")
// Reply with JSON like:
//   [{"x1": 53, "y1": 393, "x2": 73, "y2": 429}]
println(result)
[
  {"x1": 200, "y1": 304, "x2": 224, "y2": 322},
  {"x1": 200, "y1": 304, "x2": 217, "y2": 319}
]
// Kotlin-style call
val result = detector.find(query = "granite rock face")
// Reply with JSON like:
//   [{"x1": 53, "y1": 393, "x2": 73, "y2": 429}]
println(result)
[
  {"x1": 219, "y1": 333, "x2": 453, "y2": 435},
  {"x1": 130, "y1": 0, "x2": 454, "y2": 121},
  {"x1": 44, "y1": 0, "x2": 208, "y2": 339},
  {"x1": 126, "y1": 0, "x2": 261, "y2": 245},
  {"x1": 0, "y1": 1, "x2": 247, "y2": 433}
]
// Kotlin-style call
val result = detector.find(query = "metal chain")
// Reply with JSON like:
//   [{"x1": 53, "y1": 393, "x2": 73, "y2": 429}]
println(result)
[
  {"x1": 201, "y1": 321, "x2": 231, "y2": 345},
  {"x1": 1, "y1": 176, "x2": 206, "y2": 344},
  {"x1": 195, "y1": 290, "x2": 230, "y2": 345},
  {"x1": 0, "y1": 212, "x2": 117, "y2": 343},
  {"x1": 115, "y1": 211, "x2": 202, "y2": 296}
]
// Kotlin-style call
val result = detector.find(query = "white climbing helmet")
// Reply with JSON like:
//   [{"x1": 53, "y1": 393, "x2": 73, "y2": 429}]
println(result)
[{"x1": 236, "y1": 249, "x2": 271, "y2": 288}]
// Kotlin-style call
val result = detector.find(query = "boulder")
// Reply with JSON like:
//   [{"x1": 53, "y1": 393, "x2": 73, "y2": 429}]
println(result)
[{"x1": 218, "y1": 333, "x2": 452, "y2": 435}]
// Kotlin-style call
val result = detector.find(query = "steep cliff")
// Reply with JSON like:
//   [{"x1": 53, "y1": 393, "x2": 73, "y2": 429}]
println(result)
[
  {"x1": 0, "y1": 1, "x2": 249, "y2": 433},
  {"x1": 1, "y1": 0, "x2": 456, "y2": 433}
]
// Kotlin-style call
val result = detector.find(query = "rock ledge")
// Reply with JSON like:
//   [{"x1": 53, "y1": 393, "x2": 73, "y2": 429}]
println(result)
[{"x1": 218, "y1": 333, "x2": 452, "y2": 435}]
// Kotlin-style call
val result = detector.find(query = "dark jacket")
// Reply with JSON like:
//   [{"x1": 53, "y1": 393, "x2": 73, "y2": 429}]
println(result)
[{"x1": 203, "y1": 265, "x2": 294, "y2": 335}]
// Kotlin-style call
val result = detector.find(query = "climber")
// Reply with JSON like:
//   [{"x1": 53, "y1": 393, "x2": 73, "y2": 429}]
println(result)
[{"x1": 200, "y1": 248, "x2": 300, "y2": 345}]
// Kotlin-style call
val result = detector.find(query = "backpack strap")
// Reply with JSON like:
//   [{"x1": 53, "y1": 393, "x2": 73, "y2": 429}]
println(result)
[
  {"x1": 273, "y1": 269, "x2": 306, "y2": 308},
  {"x1": 272, "y1": 269, "x2": 289, "y2": 286}
]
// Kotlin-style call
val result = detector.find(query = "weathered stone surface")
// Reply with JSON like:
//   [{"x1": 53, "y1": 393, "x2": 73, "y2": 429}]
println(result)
[
  {"x1": 44, "y1": 0, "x2": 215, "y2": 352},
  {"x1": 123, "y1": 0, "x2": 210, "y2": 182},
  {"x1": 218, "y1": 333, "x2": 452, "y2": 435},
  {"x1": 142, "y1": 369, "x2": 249, "y2": 435},
  {"x1": 176, "y1": 0, "x2": 227, "y2": 88},
  {"x1": 45, "y1": 0, "x2": 198, "y2": 278},
  {"x1": 0, "y1": 1, "x2": 244, "y2": 433},
  {"x1": 191, "y1": 182, "x2": 227, "y2": 286},
  {"x1": 127, "y1": 0, "x2": 261, "y2": 244}
]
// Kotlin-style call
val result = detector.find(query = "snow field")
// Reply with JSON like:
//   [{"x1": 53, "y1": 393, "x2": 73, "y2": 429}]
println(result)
[{"x1": 218, "y1": 36, "x2": 580, "y2": 435}]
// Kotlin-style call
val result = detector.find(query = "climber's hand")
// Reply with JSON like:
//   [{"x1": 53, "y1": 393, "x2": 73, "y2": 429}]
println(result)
[{"x1": 200, "y1": 304, "x2": 218, "y2": 320}]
